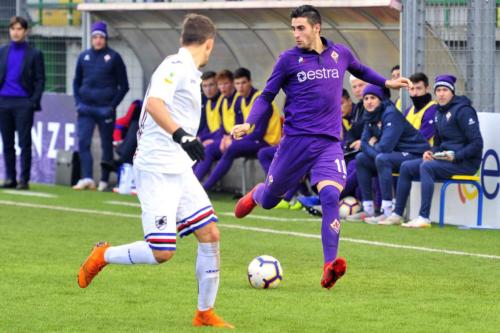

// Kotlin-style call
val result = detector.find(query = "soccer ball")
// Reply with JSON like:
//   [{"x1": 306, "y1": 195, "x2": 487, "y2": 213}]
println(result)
[
  {"x1": 247, "y1": 255, "x2": 283, "y2": 289},
  {"x1": 339, "y1": 196, "x2": 361, "y2": 218}
]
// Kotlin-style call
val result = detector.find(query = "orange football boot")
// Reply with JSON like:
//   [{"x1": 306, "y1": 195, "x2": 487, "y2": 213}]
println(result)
[
  {"x1": 78, "y1": 241, "x2": 110, "y2": 288},
  {"x1": 193, "y1": 308, "x2": 234, "y2": 329},
  {"x1": 321, "y1": 257, "x2": 347, "y2": 289}
]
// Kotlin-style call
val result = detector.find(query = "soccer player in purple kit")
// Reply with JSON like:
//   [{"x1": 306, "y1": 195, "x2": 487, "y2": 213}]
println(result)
[{"x1": 232, "y1": 5, "x2": 412, "y2": 290}]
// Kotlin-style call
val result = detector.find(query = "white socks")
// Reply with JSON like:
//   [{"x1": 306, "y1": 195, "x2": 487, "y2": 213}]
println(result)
[
  {"x1": 362, "y1": 201, "x2": 375, "y2": 216},
  {"x1": 196, "y1": 242, "x2": 220, "y2": 311},
  {"x1": 381, "y1": 200, "x2": 393, "y2": 216},
  {"x1": 104, "y1": 241, "x2": 158, "y2": 265},
  {"x1": 103, "y1": 240, "x2": 220, "y2": 311}
]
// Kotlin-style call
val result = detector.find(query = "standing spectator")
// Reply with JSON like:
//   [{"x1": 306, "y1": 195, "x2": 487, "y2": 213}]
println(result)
[
  {"x1": 390, "y1": 65, "x2": 402, "y2": 110},
  {"x1": 390, "y1": 65, "x2": 400, "y2": 80},
  {"x1": 381, "y1": 75, "x2": 483, "y2": 228},
  {"x1": 403, "y1": 72, "x2": 437, "y2": 143},
  {"x1": 0, "y1": 16, "x2": 45, "y2": 190},
  {"x1": 72, "y1": 21, "x2": 129, "y2": 191},
  {"x1": 345, "y1": 75, "x2": 367, "y2": 151}
]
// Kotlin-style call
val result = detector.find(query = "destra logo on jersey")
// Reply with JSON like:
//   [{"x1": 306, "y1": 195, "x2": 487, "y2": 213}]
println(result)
[{"x1": 297, "y1": 67, "x2": 340, "y2": 83}]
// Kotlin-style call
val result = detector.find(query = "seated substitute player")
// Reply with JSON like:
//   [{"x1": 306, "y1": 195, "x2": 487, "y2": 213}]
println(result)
[
  {"x1": 345, "y1": 85, "x2": 429, "y2": 224},
  {"x1": 197, "y1": 70, "x2": 223, "y2": 147},
  {"x1": 231, "y1": 5, "x2": 412, "y2": 290},
  {"x1": 202, "y1": 67, "x2": 281, "y2": 190},
  {"x1": 403, "y1": 72, "x2": 437, "y2": 143},
  {"x1": 77, "y1": 14, "x2": 234, "y2": 329},
  {"x1": 381, "y1": 75, "x2": 483, "y2": 228},
  {"x1": 194, "y1": 69, "x2": 240, "y2": 182}
]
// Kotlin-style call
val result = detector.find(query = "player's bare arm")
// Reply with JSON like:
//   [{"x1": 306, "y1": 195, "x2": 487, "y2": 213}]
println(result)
[
  {"x1": 145, "y1": 96, "x2": 181, "y2": 134},
  {"x1": 385, "y1": 77, "x2": 413, "y2": 90},
  {"x1": 146, "y1": 96, "x2": 205, "y2": 161}
]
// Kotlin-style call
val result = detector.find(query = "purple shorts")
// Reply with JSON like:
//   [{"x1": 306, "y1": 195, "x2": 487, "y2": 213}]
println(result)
[{"x1": 265, "y1": 135, "x2": 346, "y2": 197}]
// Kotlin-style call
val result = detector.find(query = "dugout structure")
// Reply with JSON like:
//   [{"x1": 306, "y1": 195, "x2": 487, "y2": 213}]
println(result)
[{"x1": 78, "y1": 0, "x2": 405, "y2": 100}]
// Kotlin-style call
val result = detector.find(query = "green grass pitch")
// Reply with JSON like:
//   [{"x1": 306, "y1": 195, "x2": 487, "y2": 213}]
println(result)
[{"x1": 0, "y1": 185, "x2": 499, "y2": 332}]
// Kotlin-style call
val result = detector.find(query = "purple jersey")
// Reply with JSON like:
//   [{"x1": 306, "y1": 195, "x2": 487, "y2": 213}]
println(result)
[{"x1": 247, "y1": 38, "x2": 387, "y2": 140}]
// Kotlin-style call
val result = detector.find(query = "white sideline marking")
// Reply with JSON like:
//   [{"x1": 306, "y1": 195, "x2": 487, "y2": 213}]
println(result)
[
  {"x1": 106, "y1": 200, "x2": 321, "y2": 222},
  {"x1": 219, "y1": 224, "x2": 500, "y2": 260},
  {"x1": 218, "y1": 212, "x2": 320, "y2": 222},
  {"x1": 1, "y1": 190, "x2": 57, "y2": 198},
  {"x1": 0, "y1": 200, "x2": 138, "y2": 219},
  {"x1": 1, "y1": 199, "x2": 499, "y2": 260},
  {"x1": 106, "y1": 200, "x2": 140, "y2": 207}
]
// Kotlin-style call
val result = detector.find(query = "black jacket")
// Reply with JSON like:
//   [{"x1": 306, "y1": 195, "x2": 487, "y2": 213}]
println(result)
[
  {"x1": 433, "y1": 95, "x2": 483, "y2": 168},
  {"x1": 0, "y1": 43, "x2": 46, "y2": 111},
  {"x1": 345, "y1": 100, "x2": 365, "y2": 147}
]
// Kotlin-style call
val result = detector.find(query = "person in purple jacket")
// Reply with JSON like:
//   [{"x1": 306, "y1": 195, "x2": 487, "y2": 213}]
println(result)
[{"x1": 232, "y1": 5, "x2": 412, "y2": 290}]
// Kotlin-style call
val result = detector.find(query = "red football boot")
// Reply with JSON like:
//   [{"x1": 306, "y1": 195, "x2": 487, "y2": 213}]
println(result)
[
  {"x1": 234, "y1": 185, "x2": 258, "y2": 218},
  {"x1": 321, "y1": 257, "x2": 347, "y2": 289}
]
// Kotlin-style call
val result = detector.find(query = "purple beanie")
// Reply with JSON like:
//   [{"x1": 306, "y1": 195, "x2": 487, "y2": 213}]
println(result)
[
  {"x1": 433, "y1": 74, "x2": 456, "y2": 93},
  {"x1": 362, "y1": 84, "x2": 385, "y2": 100},
  {"x1": 91, "y1": 21, "x2": 107, "y2": 37}
]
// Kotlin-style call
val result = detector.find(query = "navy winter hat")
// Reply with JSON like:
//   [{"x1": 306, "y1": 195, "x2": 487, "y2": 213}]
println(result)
[
  {"x1": 433, "y1": 74, "x2": 456, "y2": 93},
  {"x1": 91, "y1": 21, "x2": 107, "y2": 37},
  {"x1": 362, "y1": 84, "x2": 385, "y2": 100}
]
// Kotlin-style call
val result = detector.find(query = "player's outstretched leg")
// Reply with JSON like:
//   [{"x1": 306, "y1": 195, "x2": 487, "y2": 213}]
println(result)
[
  {"x1": 318, "y1": 184, "x2": 347, "y2": 289},
  {"x1": 192, "y1": 223, "x2": 234, "y2": 329},
  {"x1": 234, "y1": 183, "x2": 283, "y2": 218},
  {"x1": 77, "y1": 240, "x2": 161, "y2": 288},
  {"x1": 78, "y1": 241, "x2": 110, "y2": 288},
  {"x1": 234, "y1": 185, "x2": 259, "y2": 218}
]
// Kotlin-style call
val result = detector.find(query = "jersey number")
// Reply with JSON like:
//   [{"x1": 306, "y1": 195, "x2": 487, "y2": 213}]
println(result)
[{"x1": 334, "y1": 159, "x2": 347, "y2": 175}]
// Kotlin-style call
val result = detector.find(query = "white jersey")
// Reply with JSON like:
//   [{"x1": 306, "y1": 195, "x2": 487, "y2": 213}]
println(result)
[{"x1": 134, "y1": 48, "x2": 202, "y2": 174}]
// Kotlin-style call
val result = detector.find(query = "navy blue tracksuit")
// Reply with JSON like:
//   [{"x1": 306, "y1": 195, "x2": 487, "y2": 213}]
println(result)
[
  {"x1": 394, "y1": 95, "x2": 483, "y2": 218},
  {"x1": 356, "y1": 100, "x2": 429, "y2": 201},
  {"x1": 73, "y1": 46, "x2": 129, "y2": 181}
]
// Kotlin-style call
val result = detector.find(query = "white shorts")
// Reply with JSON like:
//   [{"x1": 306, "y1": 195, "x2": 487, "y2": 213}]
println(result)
[{"x1": 134, "y1": 168, "x2": 218, "y2": 251}]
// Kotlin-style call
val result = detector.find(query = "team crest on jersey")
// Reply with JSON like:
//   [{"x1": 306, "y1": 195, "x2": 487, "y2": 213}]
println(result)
[
  {"x1": 104, "y1": 54, "x2": 111, "y2": 62},
  {"x1": 330, "y1": 219, "x2": 341, "y2": 234},
  {"x1": 164, "y1": 72, "x2": 175, "y2": 84},
  {"x1": 298, "y1": 56, "x2": 304, "y2": 63},
  {"x1": 84, "y1": 54, "x2": 90, "y2": 61},
  {"x1": 331, "y1": 51, "x2": 339, "y2": 63},
  {"x1": 155, "y1": 216, "x2": 168, "y2": 230},
  {"x1": 377, "y1": 121, "x2": 382, "y2": 128},
  {"x1": 446, "y1": 112, "x2": 452, "y2": 121}
]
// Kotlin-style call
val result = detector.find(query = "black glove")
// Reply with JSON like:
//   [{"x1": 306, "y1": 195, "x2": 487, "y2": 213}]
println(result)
[{"x1": 172, "y1": 128, "x2": 205, "y2": 161}]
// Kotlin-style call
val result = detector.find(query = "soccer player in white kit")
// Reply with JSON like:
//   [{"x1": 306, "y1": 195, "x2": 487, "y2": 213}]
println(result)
[{"x1": 77, "y1": 14, "x2": 234, "y2": 329}]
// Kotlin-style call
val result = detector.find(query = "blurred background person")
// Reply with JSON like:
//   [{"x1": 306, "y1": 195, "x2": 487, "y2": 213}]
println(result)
[
  {"x1": 0, "y1": 16, "x2": 45, "y2": 190},
  {"x1": 72, "y1": 21, "x2": 129, "y2": 191}
]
